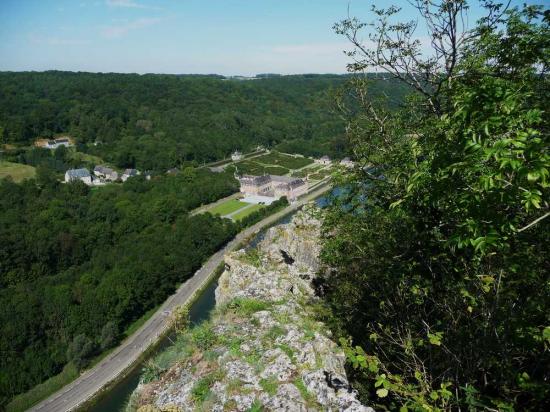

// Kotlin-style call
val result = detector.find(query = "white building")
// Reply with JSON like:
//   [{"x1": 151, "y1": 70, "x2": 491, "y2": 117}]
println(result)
[
  {"x1": 231, "y1": 150, "x2": 243, "y2": 161},
  {"x1": 315, "y1": 155, "x2": 332, "y2": 165},
  {"x1": 65, "y1": 168, "x2": 92, "y2": 185},
  {"x1": 46, "y1": 138, "x2": 72, "y2": 149}
]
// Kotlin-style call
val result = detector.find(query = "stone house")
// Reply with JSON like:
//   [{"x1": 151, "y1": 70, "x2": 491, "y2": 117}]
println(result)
[{"x1": 93, "y1": 165, "x2": 118, "y2": 181}]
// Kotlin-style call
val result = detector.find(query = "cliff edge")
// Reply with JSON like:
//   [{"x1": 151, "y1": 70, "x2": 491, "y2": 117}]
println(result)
[{"x1": 130, "y1": 208, "x2": 372, "y2": 412}]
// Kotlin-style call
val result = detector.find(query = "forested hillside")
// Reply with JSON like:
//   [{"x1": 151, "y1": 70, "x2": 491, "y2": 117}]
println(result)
[
  {"x1": 0, "y1": 169, "x2": 238, "y2": 407},
  {"x1": 0, "y1": 72, "x2": 408, "y2": 170}
]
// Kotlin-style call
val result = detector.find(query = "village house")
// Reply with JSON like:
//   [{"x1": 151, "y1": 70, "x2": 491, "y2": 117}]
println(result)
[
  {"x1": 121, "y1": 168, "x2": 140, "y2": 182},
  {"x1": 231, "y1": 150, "x2": 243, "y2": 161},
  {"x1": 238, "y1": 174, "x2": 308, "y2": 201},
  {"x1": 65, "y1": 168, "x2": 92, "y2": 185},
  {"x1": 315, "y1": 155, "x2": 331, "y2": 165},
  {"x1": 93, "y1": 165, "x2": 118, "y2": 181},
  {"x1": 340, "y1": 157, "x2": 355, "y2": 168}
]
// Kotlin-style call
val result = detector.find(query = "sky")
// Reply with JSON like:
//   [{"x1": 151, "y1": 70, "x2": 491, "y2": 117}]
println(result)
[{"x1": 0, "y1": 0, "x2": 545, "y2": 75}]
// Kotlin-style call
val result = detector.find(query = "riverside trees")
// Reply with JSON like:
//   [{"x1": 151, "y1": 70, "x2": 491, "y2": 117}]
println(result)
[{"x1": 324, "y1": 1, "x2": 549, "y2": 410}]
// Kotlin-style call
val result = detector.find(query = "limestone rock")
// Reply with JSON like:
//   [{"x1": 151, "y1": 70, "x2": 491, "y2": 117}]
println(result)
[{"x1": 129, "y1": 208, "x2": 373, "y2": 412}]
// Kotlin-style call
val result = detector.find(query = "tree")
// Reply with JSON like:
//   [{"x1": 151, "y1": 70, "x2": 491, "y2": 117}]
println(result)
[
  {"x1": 100, "y1": 321, "x2": 120, "y2": 350},
  {"x1": 325, "y1": 2, "x2": 549, "y2": 410},
  {"x1": 66, "y1": 334, "x2": 95, "y2": 370}
]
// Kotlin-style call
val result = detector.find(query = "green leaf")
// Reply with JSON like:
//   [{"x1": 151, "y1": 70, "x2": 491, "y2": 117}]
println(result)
[
  {"x1": 376, "y1": 388, "x2": 389, "y2": 398},
  {"x1": 427, "y1": 332, "x2": 443, "y2": 346}
]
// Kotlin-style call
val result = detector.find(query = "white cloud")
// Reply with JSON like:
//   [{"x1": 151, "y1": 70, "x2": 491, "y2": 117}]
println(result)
[
  {"x1": 105, "y1": 0, "x2": 161, "y2": 10},
  {"x1": 101, "y1": 17, "x2": 163, "y2": 38}
]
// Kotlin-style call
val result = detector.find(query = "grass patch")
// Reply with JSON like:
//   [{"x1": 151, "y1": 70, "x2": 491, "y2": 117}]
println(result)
[
  {"x1": 294, "y1": 377, "x2": 317, "y2": 406},
  {"x1": 191, "y1": 370, "x2": 225, "y2": 404},
  {"x1": 227, "y1": 298, "x2": 270, "y2": 316},
  {"x1": 232, "y1": 204, "x2": 265, "y2": 221},
  {"x1": 5, "y1": 363, "x2": 79, "y2": 412},
  {"x1": 237, "y1": 248, "x2": 263, "y2": 267},
  {"x1": 208, "y1": 199, "x2": 249, "y2": 216},
  {"x1": 276, "y1": 344, "x2": 295, "y2": 361},
  {"x1": 191, "y1": 322, "x2": 218, "y2": 350},
  {"x1": 0, "y1": 160, "x2": 36, "y2": 182},
  {"x1": 264, "y1": 325, "x2": 286, "y2": 342},
  {"x1": 248, "y1": 399, "x2": 264, "y2": 412},
  {"x1": 259, "y1": 377, "x2": 279, "y2": 396}
]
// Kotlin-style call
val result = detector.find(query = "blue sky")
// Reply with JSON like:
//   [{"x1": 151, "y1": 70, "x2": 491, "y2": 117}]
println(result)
[{"x1": 0, "y1": 0, "x2": 545, "y2": 75}]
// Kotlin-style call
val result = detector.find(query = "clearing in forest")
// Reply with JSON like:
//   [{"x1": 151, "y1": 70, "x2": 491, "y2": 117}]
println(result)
[{"x1": 0, "y1": 161, "x2": 36, "y2": 182}]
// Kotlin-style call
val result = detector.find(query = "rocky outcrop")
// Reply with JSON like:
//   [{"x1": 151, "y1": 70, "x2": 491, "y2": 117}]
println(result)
[{"x1": 130, "y1": 207, "x2": 372, "y2": 412}]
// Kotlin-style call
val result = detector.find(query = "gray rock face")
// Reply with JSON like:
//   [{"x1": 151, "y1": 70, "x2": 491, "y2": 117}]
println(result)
[{"x1": 130, "y1": 208, "x2": 373, "y2": 412}]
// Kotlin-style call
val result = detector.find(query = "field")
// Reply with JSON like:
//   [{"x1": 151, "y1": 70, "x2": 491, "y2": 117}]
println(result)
[
  {"x1": 253, "y1": 152, "x2": 313, "y2": 169},
  {"x1": 232, "y1": 204, "x2": 265, "y2": 221},
  {"x1": 0, "y1": 161, "x2": 36, "y2": 182},
  {"x1": 208, "y1": 199, "x2": 249, "y2": 216}
]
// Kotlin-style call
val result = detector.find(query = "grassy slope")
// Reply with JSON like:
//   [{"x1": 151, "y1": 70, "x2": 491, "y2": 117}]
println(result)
[{"x1": 0, "y1": 161, "x2": 36, "y2": 182}]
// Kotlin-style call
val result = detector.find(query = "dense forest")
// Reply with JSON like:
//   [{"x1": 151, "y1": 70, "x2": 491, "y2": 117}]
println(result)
[
  {"x1": 322, "y1": 2, "x2": 549, "y2": 411},
  {"x1": 0, "y1": 169, "x2": 239, "y2": 407},
  {"x1": 0, "y1": 72, "x2": 408, "y2": 170}
]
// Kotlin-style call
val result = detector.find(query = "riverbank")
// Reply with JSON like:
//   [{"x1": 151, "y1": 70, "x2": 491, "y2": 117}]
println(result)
[{"x1": 30, "y1": 181, "x2": 332, "y2": 412}]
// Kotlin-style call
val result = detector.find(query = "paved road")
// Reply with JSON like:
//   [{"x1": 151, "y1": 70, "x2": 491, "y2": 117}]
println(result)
[{"x1": 31, "y1": 181, "x2": 332, "y2": 412}]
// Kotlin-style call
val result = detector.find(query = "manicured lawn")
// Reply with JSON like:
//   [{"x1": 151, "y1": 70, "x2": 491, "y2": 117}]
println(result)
[
  {"x1": 232, "y1": 161, "x2": 289, "y2": 176},
  {"x1": 0, "y1": 161, "x2": 36, "y2": 182},
  {"x1": 208, "y1": 199, "x2": 249, "y2": 216},
  {"x1": 253, "y1": 152, "x2": 313, "y2": 169},
  {"x1": 232, "y1": 204, "x2": 265, "y2": 221}
]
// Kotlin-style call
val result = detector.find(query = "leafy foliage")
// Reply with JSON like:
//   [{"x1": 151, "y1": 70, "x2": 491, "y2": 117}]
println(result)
[{"x1": 323, "y1": 3, "x2": 549, "y2": 411}]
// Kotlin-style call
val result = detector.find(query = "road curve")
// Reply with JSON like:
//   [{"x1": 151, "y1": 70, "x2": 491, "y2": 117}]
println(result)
[{"x1": 30, "y1": 181, "x2": 332, "y2": 412}]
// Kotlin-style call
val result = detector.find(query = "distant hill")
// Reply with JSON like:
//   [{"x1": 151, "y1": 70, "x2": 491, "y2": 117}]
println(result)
[{"x1": 0, "y1": 71, "x2": 409, "y2": 171}]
